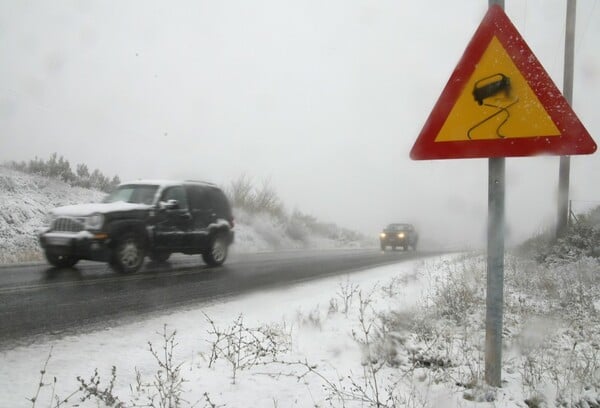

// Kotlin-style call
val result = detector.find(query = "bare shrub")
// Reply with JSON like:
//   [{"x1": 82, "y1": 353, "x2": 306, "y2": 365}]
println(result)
[
  {"x1": 204, "y1": 313, "x2": 291, "y2": 384},
  {"x1": 430, "y1": 268, "x2": 481, "y2": 323},
  {"x1": 296, "y1": 307, "x2": 323, "y2": 330},
  {"x1": 327, "y1": 297, "x2": 339, "y2": 315},
  {"x1": 225, "y1": 174, "x2": 284, "y2": 219},
  {"x1": 380, "y1": 275, "x2": 412, "y2": 298},
  {"x1": 31, "y1": 326, "x2": 218, "y2": 408},
  {"x1": 129, "y1": 325, "x2": 187, "y2": 407},
  {"x1": 28, "y1": 347, "x2": 80, "y2": 407},
  {"x1": 291, "y1": 289, "x2": 432, "y2": 407},
  {"x1": 77, "y1": 367, "x2": 124, "y2": 407},
  {"x1": 337, "y1": 276, "x2": 360, "y2": 316},
  {"x1": 227, "y1": 173, "x2": 254, "y2": 210},
  {"x1": 254, "y1": 179, "x2": 283, "y2": 218}
]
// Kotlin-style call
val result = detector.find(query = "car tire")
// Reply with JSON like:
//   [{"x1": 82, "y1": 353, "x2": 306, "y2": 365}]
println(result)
[
  {"x1": 45, "y1": 251, "x2": 79, "y2": 268},
  {"x1": 111, "y1": 232, "x2": 146, "y2": 274},
  {"x1": 202, "y1": 233, "x2": 228, "y2": 267},
  {"x1": 149, "y1": 251, "x2": 171, "y2": 263}
]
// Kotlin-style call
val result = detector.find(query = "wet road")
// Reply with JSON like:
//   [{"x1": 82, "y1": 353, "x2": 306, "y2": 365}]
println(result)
[{"x1": 0, "y1": 248, "x2": 439, "y2": 348}]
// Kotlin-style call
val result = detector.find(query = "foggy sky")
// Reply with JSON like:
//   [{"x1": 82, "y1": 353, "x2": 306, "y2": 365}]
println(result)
[{"x1": 1, "y1": 0, "x2": 599, "y2": 247}]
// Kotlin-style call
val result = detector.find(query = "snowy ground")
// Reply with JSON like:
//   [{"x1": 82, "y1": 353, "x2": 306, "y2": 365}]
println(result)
[
  {"x1": 0, "y1": 255, "x2": 446, "y2": 407},
  {"x1": 2, "y1": 252, "x2": 599, "y2": 408}
]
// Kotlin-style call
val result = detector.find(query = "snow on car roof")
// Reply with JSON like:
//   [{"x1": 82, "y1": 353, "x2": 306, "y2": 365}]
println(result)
[
  {"x1": 119, "y1": 180, "x2": 218, "y2": 187},
  {"x1": 119, "y1": 180, "x2": 180, "y2": 187}
]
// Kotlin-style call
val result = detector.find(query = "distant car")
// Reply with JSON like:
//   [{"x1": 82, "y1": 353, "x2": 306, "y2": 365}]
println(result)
[
  {"x1": 379, "y1": 223, "x2": 418, "y2": 251},
  {"x1": 39, "y1": 180, "x2": 234, "y2": 273}
]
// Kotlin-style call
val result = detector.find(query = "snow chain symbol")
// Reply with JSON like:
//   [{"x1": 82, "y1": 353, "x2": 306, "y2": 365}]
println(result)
[{"x1": 467, "y1": 73, "x2": 519, "y2": 140}]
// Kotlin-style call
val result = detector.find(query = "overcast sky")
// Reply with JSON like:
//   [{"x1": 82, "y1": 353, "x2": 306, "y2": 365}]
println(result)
[{"x1": 1, "y1": 0, "x2": 599, "y2": 246}]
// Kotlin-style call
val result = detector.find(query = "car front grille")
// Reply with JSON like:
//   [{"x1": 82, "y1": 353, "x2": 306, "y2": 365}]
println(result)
[{"x1": 53, "y1": 217, "x2": 85, "y2": 232}]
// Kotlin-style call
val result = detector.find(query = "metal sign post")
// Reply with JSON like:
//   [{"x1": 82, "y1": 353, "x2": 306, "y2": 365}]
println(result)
[{"x1": 485, "y1": 157, "x2": 505, "y2": 386}]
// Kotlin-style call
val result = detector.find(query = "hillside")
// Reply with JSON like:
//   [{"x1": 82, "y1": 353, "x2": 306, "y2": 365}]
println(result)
[{"x1": 0, "y1": 167, "x2": 373, "y2": 264}]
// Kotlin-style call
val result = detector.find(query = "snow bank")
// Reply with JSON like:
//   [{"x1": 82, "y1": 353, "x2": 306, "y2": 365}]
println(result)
[{"x1": 0, "y1": 167, "x2": 105, "y2": 263}]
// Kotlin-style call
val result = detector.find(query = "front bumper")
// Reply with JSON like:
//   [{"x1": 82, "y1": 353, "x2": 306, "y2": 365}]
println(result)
[
  {"x1": 39, "y1": 230, "x2": 111, "y2": 262},
  {"x1": 380, "y1": 237, "x2": 408, "y2": 246}
]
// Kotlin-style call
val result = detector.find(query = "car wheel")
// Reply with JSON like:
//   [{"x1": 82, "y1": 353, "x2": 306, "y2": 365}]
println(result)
[
  {"x1": 149, "y1": 251, "x2": 171, "y2": 263},
  {"x1": 112, "y1": 233, "x2": 145, "y2": 274},
  {"x1": 202, "y1": 233, "x2": 228, "y2": 267},
  {"x1": 45, "y1": 251, "x2": 79, "y2": 268}
]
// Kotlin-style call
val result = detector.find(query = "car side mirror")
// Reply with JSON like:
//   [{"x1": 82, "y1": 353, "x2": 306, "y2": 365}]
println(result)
[{"x1": 159, "y1": 199, "x2": 180, "y2": 210}]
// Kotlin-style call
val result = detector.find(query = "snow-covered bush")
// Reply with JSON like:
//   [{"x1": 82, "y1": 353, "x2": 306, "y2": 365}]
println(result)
[
  {"x1": 537, "y1": 223, "x2": 600, "y2": 265},
  {"x1": 520, "y1": 205, "x2": 600, "y2": 266},
  {"x1": 6, "y1": 155, "x2": 120, "y2": 193}
]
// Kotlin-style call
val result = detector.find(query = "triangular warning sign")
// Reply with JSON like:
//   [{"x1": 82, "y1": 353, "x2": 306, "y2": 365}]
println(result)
[{"x1": 410, "y1": 5, "x2": 596, "y2": 160}]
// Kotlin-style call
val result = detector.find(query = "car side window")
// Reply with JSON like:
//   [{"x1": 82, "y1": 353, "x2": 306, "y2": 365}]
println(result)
[
  {"x1": 186, "y1": 186, "x2": 212, "y2": 211},
  {"x1": 208, "y1": 189, "x2": 231, "y2": 218},
  {"x1": 161, "y1": 186, "x2": 188, "y2": 210}
]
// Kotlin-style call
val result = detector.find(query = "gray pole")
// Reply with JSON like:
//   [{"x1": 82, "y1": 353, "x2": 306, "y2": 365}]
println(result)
[
  {"x1": 486, "y1": 0, "x2": 505, "y2": 388},
  {"x1": 557, "y1": 0, "x2": 576, "y2": 238},
  {"x1": 486, "y1": 157, "x2": 505, "y2": 386}
]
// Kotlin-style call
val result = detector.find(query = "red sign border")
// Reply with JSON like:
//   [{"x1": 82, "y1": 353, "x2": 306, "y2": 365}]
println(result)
[{"x1": 410, "y1": 5, "x2": 596, "y2": 160}]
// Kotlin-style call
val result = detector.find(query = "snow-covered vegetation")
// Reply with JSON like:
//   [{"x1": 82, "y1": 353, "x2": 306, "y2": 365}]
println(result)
[
  {"x1": 6, "y1": 154, "x2": 121, "y2": 193},
  {"x1": 0, "y1": 165, "x2": 372, "y2": 264},
  {"x1": 8, "y1": 248, "x2": 600, "y2": 407},
  {"x1": 0, "y1": 167, "x2": 106, "y2": 263}
]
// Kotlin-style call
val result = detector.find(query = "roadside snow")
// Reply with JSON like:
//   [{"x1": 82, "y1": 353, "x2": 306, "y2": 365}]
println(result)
[
  {"x1": 0, "y1": 255, "x2": 442, "y2": 407},
  {"x1": 1, "y1": 252, "x2": 599, "y2": 407}
]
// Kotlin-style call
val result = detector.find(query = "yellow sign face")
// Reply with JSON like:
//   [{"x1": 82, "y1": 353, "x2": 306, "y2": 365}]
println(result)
[{"x1": 435, "y1": 37, "x2": 560, "y2": 142}]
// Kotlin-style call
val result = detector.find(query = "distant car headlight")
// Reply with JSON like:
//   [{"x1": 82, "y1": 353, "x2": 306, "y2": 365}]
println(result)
[
  {"x1": 398, "y1": 232, "x2": 405, "y2": 238},
  {"x1": 85, "y1": 213, "x2": 104, "y2": 230},
  {"x1": 380, "y1": 233, "x2": 386, "y2": 238}
]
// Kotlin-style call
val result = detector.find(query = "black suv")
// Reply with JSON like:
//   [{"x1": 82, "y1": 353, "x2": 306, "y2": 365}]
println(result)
[
  {"x1": 379, "y1": 223, "x2": 418, "y2": 251},
  {"x1": 39, "y1": 180, "x2": 234, "y2": 273}
]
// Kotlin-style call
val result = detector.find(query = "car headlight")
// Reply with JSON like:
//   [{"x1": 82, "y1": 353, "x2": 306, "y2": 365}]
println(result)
[
  {"x1": 398, "y1": 232, "x2": 405, "y2": 238},
  {"x1": 380, "y1": 233, "x2": 386, "y2": 238},
  {"x1": 85, "y1": 213, "x2": 104, "y2": 230}
]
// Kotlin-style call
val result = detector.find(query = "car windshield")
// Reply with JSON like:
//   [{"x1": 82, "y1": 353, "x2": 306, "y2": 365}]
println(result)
[
  {"x1": 386, "y1": 224, "x2": 411, "y2": 231},
  {"x1": 103, "y1": 185, "x2": 159, "y2": 205}
]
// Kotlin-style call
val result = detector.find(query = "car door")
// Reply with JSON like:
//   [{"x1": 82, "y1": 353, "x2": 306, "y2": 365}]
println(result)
[
  {"x1": 154, "y1": 185, "x2": 192, "y2": 250},
  {"x1": 185, "y1": 185, "x2": 215, "y2": 248}
]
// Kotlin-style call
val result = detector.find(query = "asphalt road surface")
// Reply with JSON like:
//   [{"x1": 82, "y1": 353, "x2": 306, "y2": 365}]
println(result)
[{"x1": 0, "y1": 248, "x2": 440, "y2": 349}]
